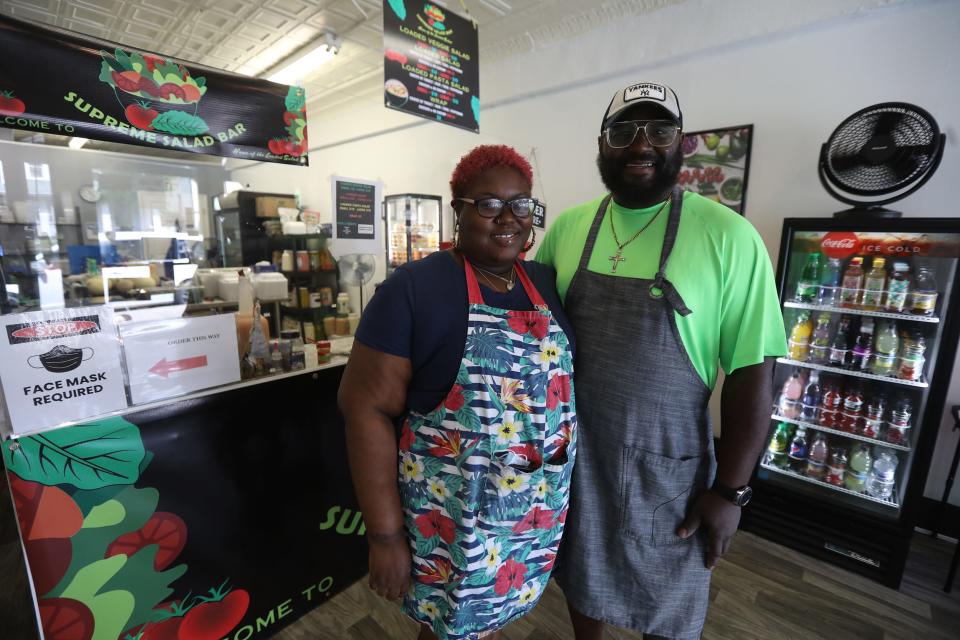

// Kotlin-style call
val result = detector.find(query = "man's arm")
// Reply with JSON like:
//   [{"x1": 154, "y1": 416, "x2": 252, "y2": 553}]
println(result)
[{"x1": 678, "y1": 357, "x2": 774, "y2": 568}]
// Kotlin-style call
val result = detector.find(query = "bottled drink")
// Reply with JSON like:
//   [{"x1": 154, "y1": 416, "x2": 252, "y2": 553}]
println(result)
[
  {"x1": 795, "y1": 252, "x2": 822, "y2": 302},
  {"x1": 845, "y1": 443, "x2": 872, "y2": 492},
  {"x1": 850, "y1": 318, "x2": 874, "y2": 371},
  {"x1": 839, "y1": 384, "x2": 864, "y2": 434},
  {"x1": 766, "y1": 422, "x2": 793, "y2": 468},
  {"x1": 860, "y1": 256, "x2": 887, "y2": 310},
  {"x1": 828, "y1": 316, "x2": 852, "y2": 368},
  {"x1": 788, "y1": 427, "x2": 809, "y2": 473},
  {"x1": 886, "y1": 397, "x2": 913, "y2": 446},
  {"x1": 788, "y1": 311, "x2": 813, "y2": 361},
  {"x1": 809, "y1": 313, "x2": 833, "y2": 364},
  {"x1": 870, "y1": 321, "x2": 899, "y2": 376},
  {"x1": 885, "y1": 262, "x2": 911, "y2": 313},
  {"x1": 861, "y1": 394, "x2": 885, "y2": 439},
  {"x1": 799, "y1": 371, "x2": 821, "y2": 423},
  {"x1": 818, "y1": 258, "x2": 843, "y2": 306},
  {"x1": 826, "y1": 447, "x2": 848, "y2": 486},
  {"x1": 867, "y1": 450, "x2": 899, "y2": 499},
  {"x1": 269, "y1": 340, "x2": 283, "y2": 374},
  {"x1": 777, "y1": 369, "x2": 805, "y2": 419},
  {"x1": 819, "y1": 381, "x2": 842, "y2": 429},
  {"x1": 806, "y1": 433, "x2": 830, "y2": 480},
  {"x1": 909, "y1": 266, "x2": 938, "y2": 316},
  {"x1": 839, "y1": 256, "x2": 865, "y2": 308},
  {"x1": 897, "y1": 332, "x2": 926, "y2": 381}
]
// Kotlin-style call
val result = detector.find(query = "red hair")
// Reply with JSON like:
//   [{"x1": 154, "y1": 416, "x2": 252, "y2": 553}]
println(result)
[{"x1": 449, "y1": 144, "x2": 533, "y2": 199}]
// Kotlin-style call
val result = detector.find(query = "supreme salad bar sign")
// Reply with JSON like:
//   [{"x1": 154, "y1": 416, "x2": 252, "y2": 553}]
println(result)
[
  {"x1": 0, "y1": 15, "x2": 309, "y2": 165},
  {"x1": 383, "y1": 0, "x2": 480, "y2": 132},
  {"x1": 0, "y1": 306, "x2": 126, "y2": 436}
]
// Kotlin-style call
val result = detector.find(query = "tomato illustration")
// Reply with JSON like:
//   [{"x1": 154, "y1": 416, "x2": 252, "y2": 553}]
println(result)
[
  {"x1": 267, "y1": 139, "x2": 286, "y2": 155},
  {"x1": 112, "y1": 71, "x2": 142, "y2": 93},
  {"x1": 180, "y1": 84, "x2": 202, "y2": 103},
  {"x1": 158, "y1": 83, "x2": 186, "y2": 101},
  {"x1": 106, "y1": 512, "x2": 187, "y2": 570},
  {"x1": 282, "y1": 111, "x2": 299, "y2": 126},
  {"x1": 39, "y1": 598, "x2": 94, "y2": 640},
  {"x1": 144, "y1": 55, "x2": 165, "y2": 72},
  {"x1": 124, "y1": 102, "x2": 158, "y2": 130},
  {"x1": 0, "y1": 90, "x2": 25, "y2": 116},
  {"x1": 177, "y1": 589, "x2": 249, "y2": 640},
  {"x1": 137, "y1": 616, "x2": 183, "y2": 640},
  {"x1": 26, "y1": 538, "x2": 72, "y2": 596}
]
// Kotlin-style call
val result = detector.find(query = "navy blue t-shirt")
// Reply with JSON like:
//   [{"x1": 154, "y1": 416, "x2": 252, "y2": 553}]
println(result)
[{"x1": 355, "y1": 251, "x2": 575, "y2": 414}]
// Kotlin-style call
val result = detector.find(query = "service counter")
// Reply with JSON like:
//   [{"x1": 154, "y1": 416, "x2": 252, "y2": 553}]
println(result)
[{"x1": 1, "y1": 355, "x2": 369, "y2": 640}]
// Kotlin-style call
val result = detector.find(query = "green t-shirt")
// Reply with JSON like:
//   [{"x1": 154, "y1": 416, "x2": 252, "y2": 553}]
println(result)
[{"x1": 535, "y1": 191, "x2": 787, "y2": 390}]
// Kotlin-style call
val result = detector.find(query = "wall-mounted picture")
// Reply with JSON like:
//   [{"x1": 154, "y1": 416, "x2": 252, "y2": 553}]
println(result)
[{"x1": 680, "y1": 124, "x2": 753, "y2": 215}]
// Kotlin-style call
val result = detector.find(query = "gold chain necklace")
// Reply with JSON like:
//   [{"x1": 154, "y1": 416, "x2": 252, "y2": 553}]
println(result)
[
  {"x1": 608, "y1": 196, "x2": 670, "y2": 273},
  {"x1": 473, "y1": 264, "x2": 516, "y2": 292}
]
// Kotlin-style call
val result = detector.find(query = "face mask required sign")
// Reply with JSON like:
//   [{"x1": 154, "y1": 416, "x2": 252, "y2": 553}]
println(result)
[
  {"x1": 0, "y1": 15, "x2": 309, "y2": 165},
  {"x1": 0, "y1": 306, "x2": 127, "y2": 436}
]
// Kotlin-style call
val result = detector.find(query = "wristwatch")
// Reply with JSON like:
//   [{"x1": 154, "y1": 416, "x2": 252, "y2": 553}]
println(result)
[{"x1": 711, "y1": 480, "x2": 753, "y2": 507}]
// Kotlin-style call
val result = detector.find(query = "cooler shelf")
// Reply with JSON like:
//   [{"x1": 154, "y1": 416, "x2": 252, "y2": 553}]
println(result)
[
  {"x1": 759, "y1": 461, "x2": 900, "y2": 508},
  {"x1": 770, "y1": 414, "x2": 911, "y2": 452},
  {"x1": 776, "y1": 358, "x2": 929, "y2": 388},
  {"x1": 783, "y1": 300, "x2": 940, "y2": 324}
]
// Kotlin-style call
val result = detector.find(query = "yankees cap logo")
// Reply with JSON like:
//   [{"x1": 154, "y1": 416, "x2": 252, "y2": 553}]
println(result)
[{"x1": 624, "y1": 83, "x2": 666, "y2": 102}]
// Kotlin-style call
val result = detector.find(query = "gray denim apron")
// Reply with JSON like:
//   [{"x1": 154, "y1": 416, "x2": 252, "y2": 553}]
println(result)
[{"x1": 555, "y1": 187, "x2": 716, "y2": 640}]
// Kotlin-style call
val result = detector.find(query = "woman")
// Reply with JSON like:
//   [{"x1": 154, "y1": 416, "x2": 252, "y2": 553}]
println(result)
[{"x1": 338, "y1": 145, "x2": 577, "y2": 640}]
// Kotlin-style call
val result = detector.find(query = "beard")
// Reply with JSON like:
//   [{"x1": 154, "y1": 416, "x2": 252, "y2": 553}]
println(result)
[{"x1": 597, "y1": 148, "x2": 683, "y2": 205}]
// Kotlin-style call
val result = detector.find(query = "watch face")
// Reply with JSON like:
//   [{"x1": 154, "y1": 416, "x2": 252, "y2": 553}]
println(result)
[{"x1": 736, "y1": 486, "x2": 754, "y2": 506}]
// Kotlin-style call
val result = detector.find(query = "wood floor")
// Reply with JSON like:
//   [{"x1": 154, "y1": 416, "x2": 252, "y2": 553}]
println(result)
[
  {"x1": 2, "y1": 476, "x2": 959, "y2": 640},
  {"x1": 272, "y1": 531, "x2": 960, "y2": 640}
]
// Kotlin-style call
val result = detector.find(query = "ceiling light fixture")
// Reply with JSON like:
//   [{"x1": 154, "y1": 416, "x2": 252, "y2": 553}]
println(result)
[
  {"x1": 68, "y1": 137, "x2": 89, "y2": 149},
  {"x1": 266, "y1": 33, "x2": 342, "y2": 86}
]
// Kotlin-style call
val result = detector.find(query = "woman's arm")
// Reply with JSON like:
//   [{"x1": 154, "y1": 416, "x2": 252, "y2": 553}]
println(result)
[{"x1": 338, "y1": 341, "x2": 413, "y2": 599}]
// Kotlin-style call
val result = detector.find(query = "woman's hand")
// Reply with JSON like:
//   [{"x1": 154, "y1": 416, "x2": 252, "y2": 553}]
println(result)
[{"x1": 368, "y1": 532, "x2": 413, "y2": 600}]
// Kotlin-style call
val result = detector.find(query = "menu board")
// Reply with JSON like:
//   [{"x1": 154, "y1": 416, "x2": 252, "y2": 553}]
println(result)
[
  {"x1": 679, "y1": 124, "x2": 753, "y2": 215},
  {"x1": 382, "y1": 0, "x2": 480, "y2": 132},
  {"x1": 334, "y1": 178, "x2": 377, "y2": 240}
]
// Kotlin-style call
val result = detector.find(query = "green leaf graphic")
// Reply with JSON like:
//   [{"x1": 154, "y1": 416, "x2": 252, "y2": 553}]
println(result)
[
  {"x1": 150, "y1": 111, "x2": 209, "y2": 136},
  {"x1": 60, "y1": 554, "x2": 136, "y2": 639},
  {"x1": 83, "y1": 500, "x2": 126, "y2": 529},
  {"x1": 2, "y1": 417, "x2": 145, "y2": 490},
  {"x1": 103, "y1": 546, "x2": 187, "y2": 632},
  {"x1": 51, "y1": 486, "x2": 159, "y2": 598}
]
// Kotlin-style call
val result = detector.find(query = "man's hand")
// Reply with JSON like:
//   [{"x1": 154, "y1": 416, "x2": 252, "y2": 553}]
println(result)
[
  {"x1": 368, "y1": 532, "x2": 412, "y2": 600},
  {"x1": 676, "y1": 490, "x2": 741, "y2": 569}
]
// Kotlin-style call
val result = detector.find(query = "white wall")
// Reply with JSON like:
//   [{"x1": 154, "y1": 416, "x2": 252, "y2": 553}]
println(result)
[{"x1": 231, "y1": 0, "x2": 960, "y2": 504}]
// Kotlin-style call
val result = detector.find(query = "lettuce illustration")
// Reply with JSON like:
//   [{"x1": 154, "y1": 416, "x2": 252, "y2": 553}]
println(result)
[
  {"x1": 387, "y1": 0, "x2": 407, "y2": 20},
  {"x1": 471, "y1": 95, "x2": 480, "y2": 125},
  {"x1": 150, "y1": 111, "x2": 209, "y2": 136}
]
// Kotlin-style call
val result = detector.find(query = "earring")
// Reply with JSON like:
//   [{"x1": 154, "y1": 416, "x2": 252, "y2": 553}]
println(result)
[
  {"x1": 453, "y1": 220, "x2": 460, "y2": 247},
  {"x1": 522, "y1": 226, "x2": 536, "y2": 252}
]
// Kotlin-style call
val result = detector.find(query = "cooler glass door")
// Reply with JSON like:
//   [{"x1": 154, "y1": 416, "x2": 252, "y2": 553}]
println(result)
[{"x1": 761, "y1": 225, "x2": 960, "y2": 521}]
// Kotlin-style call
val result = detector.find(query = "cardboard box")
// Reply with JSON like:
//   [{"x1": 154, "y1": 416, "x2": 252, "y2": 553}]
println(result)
[{"x1": 255, "y1": 196, "x2": 297, "y2": 218}]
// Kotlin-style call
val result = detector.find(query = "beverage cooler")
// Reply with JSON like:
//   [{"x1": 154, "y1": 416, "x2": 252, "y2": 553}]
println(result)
[
  {"x1": 383, "y1": 193, "x2": 443, "y2": 274},
  {"x1": 742, "y1": 217, "x2": 960, "y2": 588}
]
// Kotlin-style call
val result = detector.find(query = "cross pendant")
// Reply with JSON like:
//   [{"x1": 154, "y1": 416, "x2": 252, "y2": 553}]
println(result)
[{"x1": 609, "y1": 251, "x2": 626, "y2": 273}]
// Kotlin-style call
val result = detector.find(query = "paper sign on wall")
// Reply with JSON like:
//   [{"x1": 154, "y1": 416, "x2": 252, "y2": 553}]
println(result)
[
  {"x1": 121, "y1": 313, "x2": 240, "y2": 405},
  {"x1": 0, "y1": 306, "x2": 127, "y2": 435}
]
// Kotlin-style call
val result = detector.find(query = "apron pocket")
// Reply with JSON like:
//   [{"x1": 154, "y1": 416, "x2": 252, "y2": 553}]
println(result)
[
  {"x1": 480, "y1": 453, "x2": 540, "y2": 524},
  {"x1": 619, "y1": 447, "x2": 703, "y2": 546}
]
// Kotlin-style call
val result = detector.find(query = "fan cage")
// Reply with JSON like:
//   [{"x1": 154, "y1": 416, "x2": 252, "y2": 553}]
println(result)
[{"x1": 823, "y1": 102, "x2": 940, "y2": 197}]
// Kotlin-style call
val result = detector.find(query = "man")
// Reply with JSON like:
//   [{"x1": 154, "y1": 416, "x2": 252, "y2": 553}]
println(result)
[{"x1": 536, "y1": 82, "x2": 786, "y2": 639}]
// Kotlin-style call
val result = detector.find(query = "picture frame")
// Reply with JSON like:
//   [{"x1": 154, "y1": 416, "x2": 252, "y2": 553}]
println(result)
[{"x1": 680, "y1": 124, "x2": 753, "y2": 215}]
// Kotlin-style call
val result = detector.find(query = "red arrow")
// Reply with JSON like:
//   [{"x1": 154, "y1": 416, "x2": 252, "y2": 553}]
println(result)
[{"x1": 149, "y1": 355, "x2": 208, "y2": 378}]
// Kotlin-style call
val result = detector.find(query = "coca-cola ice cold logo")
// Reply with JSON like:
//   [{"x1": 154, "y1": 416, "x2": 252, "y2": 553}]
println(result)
[{"x1": 820, "y1": 232, "x2": 860, "y2": 259}]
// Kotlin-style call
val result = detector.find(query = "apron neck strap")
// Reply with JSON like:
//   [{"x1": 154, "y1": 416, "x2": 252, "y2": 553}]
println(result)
[
  {"x1": 464, "y1": 256, "x2": 544, "y2": 307},
  {"x1": 654, "y1": 186, "x2": 685, "y2": 280},
  {"x1": 578, "y1": 194, "x2": 613, "y2": 271}
]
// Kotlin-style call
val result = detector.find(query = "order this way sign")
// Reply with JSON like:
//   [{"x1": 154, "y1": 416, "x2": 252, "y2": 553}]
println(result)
[
  {"x1": 0, "y1": 306, "x2": 127, "y2": 436},
  {"x1": 121, "y1": 313, "x2": 240, "y2": 405}
]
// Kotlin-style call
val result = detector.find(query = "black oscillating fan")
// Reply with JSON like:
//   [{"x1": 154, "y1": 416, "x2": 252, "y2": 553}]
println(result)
[{"x1": 819, "y1": 102, "x2": 945, "y2": 220}]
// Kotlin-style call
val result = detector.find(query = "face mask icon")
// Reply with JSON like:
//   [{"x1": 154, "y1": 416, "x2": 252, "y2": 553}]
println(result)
[{"x1": 27, "y1": 345, "x2": 94, "y2": 373}]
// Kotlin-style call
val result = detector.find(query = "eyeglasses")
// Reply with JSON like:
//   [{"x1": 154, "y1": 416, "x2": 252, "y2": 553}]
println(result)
[
  {"x1": 603, "y1": 120, "x2": 680, "y2": 148},
  {"x1": 453, "y1": 196, "x2": 539, "y2": 218}
]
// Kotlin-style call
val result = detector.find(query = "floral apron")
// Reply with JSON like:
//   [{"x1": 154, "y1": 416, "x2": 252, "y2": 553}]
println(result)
[{"x1": 398, "y1": 258, "x2": 577, "y2": 640}]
